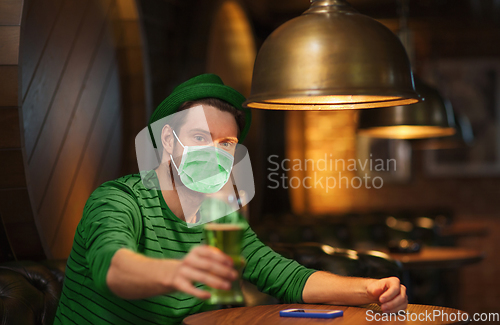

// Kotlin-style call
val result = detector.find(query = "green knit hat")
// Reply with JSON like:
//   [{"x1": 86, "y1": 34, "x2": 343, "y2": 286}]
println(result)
[{"x1": 148, "y1": 74, "x2": 251, "y2": 148}]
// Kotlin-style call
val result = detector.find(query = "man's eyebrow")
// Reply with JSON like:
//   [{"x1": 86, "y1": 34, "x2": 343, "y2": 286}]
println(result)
[
  {"x1": 187, "y1": 128, "x2": 238, "y2": 142},
  {"x1": 188, "y1": 128, "x2": 211, "y2": 134},
  {"x1": 221, "y1": 137, "x2": 239, "y2": 142}
]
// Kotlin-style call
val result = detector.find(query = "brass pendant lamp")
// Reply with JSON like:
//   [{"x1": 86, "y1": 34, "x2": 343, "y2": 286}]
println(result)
[
  {"x1": 357, "y1": 0, "x2": 456, "y2": 139},
  {"x1": 357, "y1": 76, "x2": 457, "y2": 139},
  {"x1": 243, "y1": 0, "x2": 420, "y2": 110},
  {"x1": 411, "y1": 113, "x2": 474, "y2": 150}
]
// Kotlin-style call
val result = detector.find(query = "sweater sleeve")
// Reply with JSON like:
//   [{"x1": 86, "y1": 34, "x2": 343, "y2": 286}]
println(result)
[
  {"x1": 240, "y1": 223, "x2": 317, "y2": 303},
  {"x1": 81, "y1": 181, "x2": 142, "y2": 295}
]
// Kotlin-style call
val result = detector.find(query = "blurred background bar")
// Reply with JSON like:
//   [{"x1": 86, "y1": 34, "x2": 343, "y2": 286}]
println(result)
[{"x1": 0, "y1": 0, "x2": 499, "y2": 323}]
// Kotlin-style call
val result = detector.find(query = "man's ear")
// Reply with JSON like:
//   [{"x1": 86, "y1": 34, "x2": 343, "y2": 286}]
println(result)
[{"x1": 161, "y1": 124, "x2": 174, "y2": 155}]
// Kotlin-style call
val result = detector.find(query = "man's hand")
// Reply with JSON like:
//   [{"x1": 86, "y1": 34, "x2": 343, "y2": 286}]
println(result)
[
  {"x1": 367, "y1": 277, "x2": 408, "y2": 313},
  {"x1": 107, "y1": 246, "x2": 237, "y2": 300},
  {"x1": 165, "y1": 245, "x2": 238, "y2": 300},
  {"x1": 302, "y1": 271, "x2": 407, "y2": 312}
]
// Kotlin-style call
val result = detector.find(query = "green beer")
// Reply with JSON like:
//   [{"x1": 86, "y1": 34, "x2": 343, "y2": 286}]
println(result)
[{"x1": 203, "y1": 222, "x2": 245, "y2": 306}]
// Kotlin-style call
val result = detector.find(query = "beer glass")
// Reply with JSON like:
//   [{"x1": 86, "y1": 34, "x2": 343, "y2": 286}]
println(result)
[{"x1": 203, "y1": 219, "x2": 245, "y2": 306}]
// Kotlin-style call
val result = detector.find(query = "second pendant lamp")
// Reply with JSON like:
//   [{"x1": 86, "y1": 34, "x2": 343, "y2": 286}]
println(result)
[
  {"x1": 358, "y1": 76, "x2": 456, "y2": 139},
  {"x1": 357, "y1": 0, "x2": 456, "y2": 139},
  {"x1": 243, "y1": 0, "x2": 420, "y2": 110}
]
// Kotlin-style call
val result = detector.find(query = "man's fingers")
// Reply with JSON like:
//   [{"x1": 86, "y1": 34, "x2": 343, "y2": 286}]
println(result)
[
  {"x1": 184, "y1": 254, "x2": 237, "y2": 281},
  {"x1": 180, "y1": 265, "x2": 231, "y2": 290},
  {"x1": 176, "y1": 280, "x2": 211, "y2": 300},
  {"x1": 191, "y1": 245, "x2": 233, "y2": 266},
  {"x1": 381, "y1": 294, "x2": 407, "y2": 313},
  {"x1": 381, "y1": 295, "x2": 408, "y2": 313},
  {"x1": 381, "y1": 285, "x2": 408, "y2": 313},
  {"x1": 379, "y1": 278, "x2": 401, "y2": 303}
]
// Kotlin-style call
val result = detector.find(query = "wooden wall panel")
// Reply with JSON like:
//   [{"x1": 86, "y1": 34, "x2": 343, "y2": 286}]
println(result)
[
  {"x1": 116, "y1": 0, "x2": 137, "y2": 20},
  {"x1": 0, "y1": 107, "x2": 21, "y2": 148},
  {"x1": 22, "y1": 0, "x2": 89, "y2": 156},
  {"x1": 0, "y1": 0, "x2": 146, "y2": 260},
  {"x1": 37, "y1": 31, "x2": 116, "y2": 244},
  {"x1": 0, "y1": 188, "x2": 47, "y2": 261},
  {"x1": 29, "y1": 1, "x2": 115, "y2": 211},
  {"x1": 0, "y1": 66, "x2": 18, "y2": 106},
  {"x1": 28, "y1": 1, "x2": 120, "y2": 259},
  {"x1": 51, "y1": 66, "x2": 121, "y2": 257},
  {"x1": 5, "y1": 222, "x2": 44, "y2": 258},
  {"x1": 0, "y1": 26, "x2": 20, "y2": 64},
  {"x1": 27, "y1": 0, "x2": 114, "y2": 200},
  {"x1": 0, "y1": 150, "x2": 26, "y2": 189},
  {"x1": 0, "y1": 0, "x2": 45, "y2": 262},
  {"x1": 94, "y1": 108, "x2": 123, "y2": 188},
  {"x1": 113, "y1": 0, "x2": 147, "y2": 174},
  {"x1": 0, "y1": 0, "x2": 135, "y2": 261},
  {"x1": 20, "y1": 0, "x2": 63, "y2": 98},
  {"x1": 0, "y1": 189, "x2": 45, "y2": 260},
  {"x1": 0, "y1": 0, "x2": 23, "y2": 25},
  {"x1": 0, "y1": 189, "x2": 36, "y2": 224}
]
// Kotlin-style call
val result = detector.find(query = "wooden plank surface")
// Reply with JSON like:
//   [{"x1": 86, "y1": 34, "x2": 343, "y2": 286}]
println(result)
[
  {"x1": 0, "y1": 26, "x2": 20, "y2": 64},
  {"x1": 37, "y1": 22, "x2": 117, "y2": 243},
  {"x1": 0, "y1": 107, "x2": 21, "y2": 148},
  {"x1": 0, "y1": 0, "x2": 24, "y2": 25},
  {"x1": 10, "y1": 0, "x2": 126, "y2": 260},
  {"x1": 117, "y1": 46, "x2": 143, "y2": 76},
  {"x1": 21, "y1": 0, "x2": 63, "y2": 98},
  {"x1": 22, "y1": 0, "x2": 89, "y2": 155},
  {"x1": 0, "y1": 189, "x2": 35, "y2": 225},
  {"x1": 184, "y1": 304, "x2": 471, "y2": 325},
  {"x1": 50, "y1": 65, "x2": 121, "y2": 257},
  {"x1": 0, "y1": 149, "x2": 26, "y2": 188},
  {"x1": 0, "y1": 211, "x2": 15, "y2": 261},
  {"x1": 27, "y1": 0, "x2": 114, "y2": 207},
  {"x1": 114, "y1": 20, "x2": 141, "y2": 48},
  {"x1": 116, "y1": 0, "x2": 137, "y2": 20},
  {"x1": 4, "y1": 221, "x2": 45, "y2": 260},
  {"x1": 0, "y1": 66, "x2": 18, "y2": 106},
  {"x1": 94, "y1": 107, "x2": 122, "y2": 188},
  {"x1": 0, "y1": 188, "x2": 46, "y2": 260}
]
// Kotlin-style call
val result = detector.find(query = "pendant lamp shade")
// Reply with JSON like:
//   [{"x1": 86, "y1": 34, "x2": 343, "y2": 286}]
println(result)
[
  {"x1": 243, "y1": 0, "x2": 420, "y2": 110},
  {"x1": 357, "y1": 77, "x2": 456, "y2": 139},
  {"x1": 412, "y1": 113, "x2": 473, "y2": 150}
]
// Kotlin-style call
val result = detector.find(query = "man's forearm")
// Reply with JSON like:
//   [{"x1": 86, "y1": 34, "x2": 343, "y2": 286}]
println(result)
[
  {"x1": 302, "y1": 271, "x2": 377, "y2": 305},
  {"x1": 106, "y1": 248, "x2": 179, "y2": 299}
]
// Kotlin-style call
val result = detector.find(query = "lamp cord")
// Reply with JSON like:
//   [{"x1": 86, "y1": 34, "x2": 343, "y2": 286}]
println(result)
[{"x1": 398, "y1": 0, "x2": 414, "y2": 66}]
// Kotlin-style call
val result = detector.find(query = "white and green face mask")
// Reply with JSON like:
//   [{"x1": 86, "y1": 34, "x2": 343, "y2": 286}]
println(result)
[
  {"x1": 170, "y1": 130, "x2": 234, "y2": 194},
  {"x1": 136, "y1": 106, "x2": 255, "y2": 227}
]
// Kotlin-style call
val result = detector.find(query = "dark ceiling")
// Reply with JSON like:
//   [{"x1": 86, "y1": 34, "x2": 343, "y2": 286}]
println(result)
[
  {"x1": 242, "y1": 0, "x2": 500, "y2": 34},
  {"x1": 240, "y1": 0, "x2": 500, "y2": 57}
]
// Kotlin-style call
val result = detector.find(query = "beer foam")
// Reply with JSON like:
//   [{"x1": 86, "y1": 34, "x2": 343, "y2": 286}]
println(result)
[{"x1": 204, "y1": 223, "x2": 243, "y2": 231}]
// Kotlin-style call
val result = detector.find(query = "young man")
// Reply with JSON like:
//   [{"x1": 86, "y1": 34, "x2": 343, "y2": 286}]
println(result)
[{"x1": 55, "y1": 74, "x2": 407, "y2": 324}]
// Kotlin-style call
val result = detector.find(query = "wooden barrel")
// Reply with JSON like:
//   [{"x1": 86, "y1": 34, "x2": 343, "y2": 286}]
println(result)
[{"x1": 0, "y1": 0, "x2": 147, "y2": 261}]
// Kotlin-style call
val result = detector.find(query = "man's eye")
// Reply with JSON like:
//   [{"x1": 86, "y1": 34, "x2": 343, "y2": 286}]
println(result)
[
  {"x1": 194, "y1": 135, "x2": 206, "y2": 142},
  {"x1": 219, "y1": 142, "x2": 235, "y2": 149}
]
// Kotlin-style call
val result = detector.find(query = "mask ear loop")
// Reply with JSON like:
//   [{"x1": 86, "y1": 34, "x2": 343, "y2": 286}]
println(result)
[
  {"x1": 148, "y1": 124, "x2": 162, "y2": 165},
  {"x1": 170, "y1": 130, "x2": 185, "y2": 174},
  {"x1": 172, "y1": 130, "x2": 186, "y2": 148}
]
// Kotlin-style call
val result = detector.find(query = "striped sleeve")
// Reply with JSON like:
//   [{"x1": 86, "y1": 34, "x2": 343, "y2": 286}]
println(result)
[
  {"x1": 81, "y1": 181, "x2": 142, "y2": 296},
  {"x1": 240, "y1": 224, "x2": 317, "y2": 303}
]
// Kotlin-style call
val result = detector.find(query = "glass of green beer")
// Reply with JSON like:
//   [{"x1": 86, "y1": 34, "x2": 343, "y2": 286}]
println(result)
[{"x1": 203, "y1": 220, "x2": 245, "y2": 306}]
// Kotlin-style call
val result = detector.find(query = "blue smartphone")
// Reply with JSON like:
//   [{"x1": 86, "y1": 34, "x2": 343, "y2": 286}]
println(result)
[{"x1": 279, "y1": 308, "x2": 344, "y2": 319}]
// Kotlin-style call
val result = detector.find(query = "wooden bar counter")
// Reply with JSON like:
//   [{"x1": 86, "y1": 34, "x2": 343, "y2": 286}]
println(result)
[{"x1": 183, "y1": 303, "x2": 470, "y2": 325}]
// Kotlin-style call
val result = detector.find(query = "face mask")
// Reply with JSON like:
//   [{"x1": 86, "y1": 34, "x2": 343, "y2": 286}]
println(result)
[{"x1": 170, "y1": 130, "x2": 235, "y2": 194}]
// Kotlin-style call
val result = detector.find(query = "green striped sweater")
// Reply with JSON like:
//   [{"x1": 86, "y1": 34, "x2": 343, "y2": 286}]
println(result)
[{"x1": 54, "y1": 173, "x2": 315, "y2": 324}]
